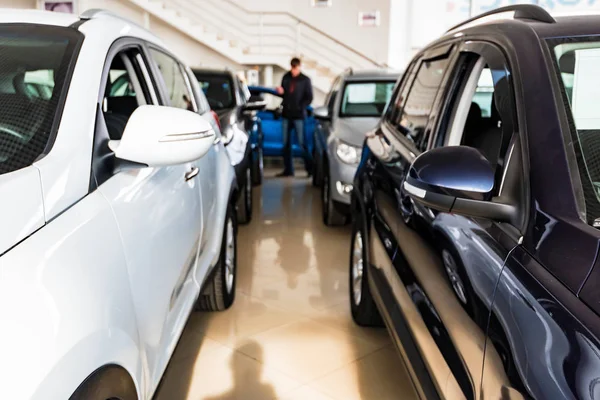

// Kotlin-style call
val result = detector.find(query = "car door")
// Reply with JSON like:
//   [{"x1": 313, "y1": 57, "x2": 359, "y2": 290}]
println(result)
[
  {"x1": 365, "y1": 45, "x2": 471, "y2": 399},
  {"x1": 481, "y1": 37, "x2": 600, "y2": 399},
  {"x1": 184, "y1": 64, "x2": 221, "y2": 280},
  {"x1": 95, "y1": 42, "x2": 203, "y2": 387},
  {"x1": 399, "y1": 41, "x2": 534, "y2": 399},
  {"x1": 316, "y1": 75, "x2": 342, "y2": 152},
  {"x1": 250, "y1": 87, "x2": 284, "y2": 156}
]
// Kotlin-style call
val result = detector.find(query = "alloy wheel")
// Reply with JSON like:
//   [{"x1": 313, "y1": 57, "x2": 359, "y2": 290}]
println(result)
[
  {"x1": 225, "y1": 218, "x2": 235, "y2": 294},
  {"x1": 352, "y1": 231, "x2": 364, "y2": 306},
  {"x1": 442, "y1": 249, "x2": 467, "y2": 305}
]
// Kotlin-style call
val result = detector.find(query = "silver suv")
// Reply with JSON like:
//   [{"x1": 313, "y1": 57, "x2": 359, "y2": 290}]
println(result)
[{"x1": 313, "y1": 69, "x2": 401, "y2": 226}]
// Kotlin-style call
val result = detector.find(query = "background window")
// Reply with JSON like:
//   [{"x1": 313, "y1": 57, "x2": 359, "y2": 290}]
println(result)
[
  {"x1": 150, "y1": 49, "x2": 194, "y2": 111},
  {"x1": 398, "y1": 57, "x2": 450, "y2": 150}
]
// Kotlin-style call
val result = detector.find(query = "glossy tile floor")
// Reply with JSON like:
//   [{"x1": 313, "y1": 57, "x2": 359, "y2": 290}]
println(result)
[{"x1": 155, "y1": 171, "x2": 417, "y2": 400}]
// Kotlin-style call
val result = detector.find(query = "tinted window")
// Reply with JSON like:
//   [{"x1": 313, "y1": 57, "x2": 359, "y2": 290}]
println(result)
[
  {"x1": 398, "y1": 57, "x2": 450, "y2": 150},
  {"x1": 0, "y1": 25, "x2": 81, "y2": 175},
  {"x1": 340, "y1": 81, "x2": 396, "y2": 117},
  {"x1": 386, "y1": 60, "x2": 417, "y2": 125},
  {"x1": 187, "y1": 70, "x2": 210, "y2": 114},
  {"x1": 150, "y1": 49, "x2": 194, "y2": 111},
  {"x1": 551, "y1": 39, "x2": 600, "y2": 225},
  {"x1": 195, "y1": 72, "x2": 235, "y2": 111}
]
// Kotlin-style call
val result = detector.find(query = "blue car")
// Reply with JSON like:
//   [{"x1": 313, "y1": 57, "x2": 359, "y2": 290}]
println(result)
[{"x1": 248, "y1": 86, "x2": 315, "y2": 161}]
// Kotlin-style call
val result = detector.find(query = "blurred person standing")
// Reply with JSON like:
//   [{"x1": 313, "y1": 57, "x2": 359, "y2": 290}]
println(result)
[{"x1": 276, "y1": 57, "x2": 313, "y2": 177}]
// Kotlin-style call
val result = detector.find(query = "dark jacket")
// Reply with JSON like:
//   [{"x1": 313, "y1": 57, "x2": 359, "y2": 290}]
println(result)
[{"x1": 281, "y1": 72, "x2": 313, "y2": 119}]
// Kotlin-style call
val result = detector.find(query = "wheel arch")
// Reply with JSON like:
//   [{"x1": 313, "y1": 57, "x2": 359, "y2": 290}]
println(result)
[{"x1": 69, "y1": 364, "x2": 138, "y2": 400}]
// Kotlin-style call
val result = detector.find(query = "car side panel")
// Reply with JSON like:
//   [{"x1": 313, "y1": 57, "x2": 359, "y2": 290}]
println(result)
[
  {"x1": 99, "y1": 164, "x2": 203, "y2": 391},
  {"x1": 0, "y1": 192, "x2": 142, "y2": 400},
  {"x1": 195, "y1": 138, "x2": 237, "y2": 286},
  {"x1": 484, "y1": 246, "x2": 600, "y2": 399}
]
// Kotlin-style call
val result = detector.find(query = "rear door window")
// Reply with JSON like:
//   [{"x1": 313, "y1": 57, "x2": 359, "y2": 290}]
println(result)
[
  {"x1": 0, "y1": 25, "x2": 81, "y2": 175},
  {"x1": 397, "y1": 56, "x2": 452, "y2": 150},
  {"x1": 149, "y1": 49, "x2": 195, "y2": 111}
]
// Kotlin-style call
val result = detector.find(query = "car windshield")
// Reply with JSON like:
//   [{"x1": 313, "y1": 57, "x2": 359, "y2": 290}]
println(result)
[
  {"x1": 194, "y1": 73, "x2": 234, "y2": 111},
  {"x1": 0, "y1": 25, "x2": 80, "y2": 175},
  {"x1": 550, "y1": 38, "x2": 600, "y2": 225},
  {"x1": 340, "y1": 80, "x2": 396, "y2": 117}
]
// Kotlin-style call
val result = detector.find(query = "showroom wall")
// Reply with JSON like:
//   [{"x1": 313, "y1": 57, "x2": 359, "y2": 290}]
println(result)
[
  {"x1": 232, "y1": 0, "x2": 392, "y2": 67},
  {"x1": 77, "y1": 0, "x2": 243, "y2": 70},
  {"x1": 0, "y1": 0, "x2": 36, "y2": 7}
]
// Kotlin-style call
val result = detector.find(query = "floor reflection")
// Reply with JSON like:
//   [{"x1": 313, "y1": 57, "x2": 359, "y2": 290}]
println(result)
[{"x1": 155, "y1": 170, "x2": 416, "y2": 400}]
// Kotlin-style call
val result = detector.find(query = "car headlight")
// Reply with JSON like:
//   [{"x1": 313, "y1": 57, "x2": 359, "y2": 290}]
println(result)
[{"x1": 336, "y1": 140, "x2": 362, "y2": 164}]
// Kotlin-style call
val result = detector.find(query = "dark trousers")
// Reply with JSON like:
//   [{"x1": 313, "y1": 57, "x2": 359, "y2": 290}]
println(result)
[{"x1": 282, "y1": 117, "x2": 312, "y2": 175}]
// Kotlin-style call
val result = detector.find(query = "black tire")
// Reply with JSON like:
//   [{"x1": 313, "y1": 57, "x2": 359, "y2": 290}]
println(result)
[
  {"x1": 251, "y1": 147, "x2": 263, "y2": 186},
  {"x1": 196, "y1": 203, "x2": 237, "y2": 311},
  {"x1": 349, "y1": 217, "x2": 383, "y2": 327},
  {"x1": 69, "y1": 366, "x2": 137, "y2": 400},
  {"x1": 322, "y1": 164, "x2": 347, "y2": 226},
  {"x1": 312, "y1": 150, "x2": 321, "y2": 187},
  {"x1": 237, "y1": 167, "x2": 253, "y2": 224}
]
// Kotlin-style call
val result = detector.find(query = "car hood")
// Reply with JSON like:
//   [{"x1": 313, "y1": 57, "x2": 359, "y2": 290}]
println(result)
[{"x1": 335, "y1": 117, "x2": 381, "y2": 147}]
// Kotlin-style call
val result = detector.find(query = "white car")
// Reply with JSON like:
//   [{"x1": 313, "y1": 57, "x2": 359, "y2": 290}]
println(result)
[{"x1": 0, "y1": 9, "x2": 239, "y2": 400}]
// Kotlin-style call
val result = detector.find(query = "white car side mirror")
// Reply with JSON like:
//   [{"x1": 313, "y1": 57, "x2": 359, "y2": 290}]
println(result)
[{"x1": 109, "y1": 105, "x2": 215, "y2": 167}]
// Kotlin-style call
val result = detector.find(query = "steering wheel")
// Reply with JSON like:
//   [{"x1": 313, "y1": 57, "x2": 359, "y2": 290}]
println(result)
[{"x1": 0, "y1": 124, "x2": 26, "y2": 141}]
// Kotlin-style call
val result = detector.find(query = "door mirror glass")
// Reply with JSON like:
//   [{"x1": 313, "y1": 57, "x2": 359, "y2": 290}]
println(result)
[
  {"x1": 110, "y1": 105, "x2": 215, "y2": 167},
  {"x1": 404, "y1": 146, "x2": 515, "y2": 222},
  {"x1": 314, "y1": 106, "x2": 331, "y2": 121}
]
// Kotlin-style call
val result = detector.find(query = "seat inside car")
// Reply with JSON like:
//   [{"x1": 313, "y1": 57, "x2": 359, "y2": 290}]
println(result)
[
  {"x1": 102, "y1": 55, "x2": 142, "y2": 141},
  {"x1": 461, "y1": 76, "x2": 513, "y2": 174}
]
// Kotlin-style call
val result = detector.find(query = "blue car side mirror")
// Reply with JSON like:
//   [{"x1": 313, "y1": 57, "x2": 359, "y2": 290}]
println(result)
[{"x1": 404, "y1": 146, "x2": 516, "y2": 222}]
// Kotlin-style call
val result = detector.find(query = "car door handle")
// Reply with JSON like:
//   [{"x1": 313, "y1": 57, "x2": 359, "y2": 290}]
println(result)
[{"x1": 185, "y1": 166, "x2": 199, "y2": 181}]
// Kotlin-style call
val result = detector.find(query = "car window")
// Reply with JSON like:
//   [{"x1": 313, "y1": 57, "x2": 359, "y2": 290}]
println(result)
[
  {"x1": 386, "y1": 60, "x2": 417, "y2": 125},
  {"x1": 397, "y1": 57, "x2": 451, "y2": 150},
  {"x1": 551, "y1": 40, "x2": 600, "y2": 225},
  {"x1": 149, "y1": 49, "x2": 195, "y2": 111},
  {"x1": 102, "y1": 50, "x2": 153, "y2": 141},
  {"x1": 437, "y1": 48, "x2": 517, "y2": 196},
  {"x1": 23, "y1": 70, "x2": 55, "y2": 100},
  {"x1": 194, "y1": 72, "x2": 235, "y2": 111},
  {"x1": 186, "y1": 69, "x2": 210, "y2": 114},
  {"x1": 340, "y1": 81, "x2": 396, "y2": 117},
  {"x1": 0, "y1": 25, "x2": 81, "y2": 175}
]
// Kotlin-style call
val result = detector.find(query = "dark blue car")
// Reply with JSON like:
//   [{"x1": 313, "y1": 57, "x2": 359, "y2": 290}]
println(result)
[
  {"x1": 248, "y1": 86, "x2": 315, "y2": 161},
  {"x1": 350, "y1": 5, "x2": 600, "y2": 399}
]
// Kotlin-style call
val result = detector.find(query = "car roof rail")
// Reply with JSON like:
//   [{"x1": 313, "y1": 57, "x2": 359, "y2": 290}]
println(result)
[
  {"x1": 446, "y1": 4, "x2": 555, "y2": 33},
  {"x1": 80, "y1": 8, "x2": 117, "y2": 20}
]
